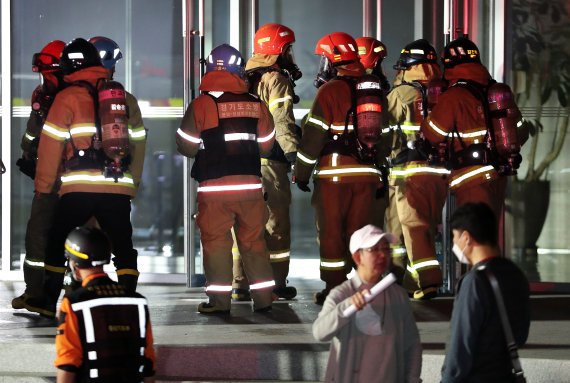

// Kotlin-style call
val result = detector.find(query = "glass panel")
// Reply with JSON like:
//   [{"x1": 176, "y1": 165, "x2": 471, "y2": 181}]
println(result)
[
  {"x1": 507, "y1": 0, "x2": 570, "y2": 284},
  {"x1": 9, "y1": 0, "x2": 185, "y2": 273}
]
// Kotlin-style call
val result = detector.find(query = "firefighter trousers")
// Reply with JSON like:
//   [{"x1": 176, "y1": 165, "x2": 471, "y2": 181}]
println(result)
[
  {"x1": 385, "y1": 181, "x2": 407, "y2": 286},
  {"x1": 43, "y1": 193, "x2": 138, "y2": 304},
  {"x1": 396, "y1": 174, "x2": 448, "y2": 290},
  {"x1": 233, "y1": 161, "x2": 292, "y2": 289},
  {"x1": 198, "y1": 197, "x2": 274, "y2": 311},
  {"x1": 312, "y1": 181, "x2": 377, "y2": 289},
  {"x1": 23, "y1": 192, "x2": 59, "y2": 297},
  {"x1": 453, "y1": 176, "x2": 507, "y2": 248}
]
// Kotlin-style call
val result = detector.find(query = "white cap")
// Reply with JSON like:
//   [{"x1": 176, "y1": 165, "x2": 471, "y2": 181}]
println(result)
[{"x1": 349, "y1": 224, "x2": 396, "y2": 254}]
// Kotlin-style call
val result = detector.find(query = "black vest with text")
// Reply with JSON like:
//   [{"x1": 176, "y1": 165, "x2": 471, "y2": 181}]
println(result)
[
  {"x1": 67, "y1": 276, "x2": 150, "y2": 383},
  {"x1": 191, "y1": 92, "x2": 262, "y2": 182}
]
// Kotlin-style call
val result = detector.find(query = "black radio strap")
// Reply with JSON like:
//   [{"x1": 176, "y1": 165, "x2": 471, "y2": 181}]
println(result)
[{"x1": 484, "y1": 268, "x2": 527, "y2": 383}]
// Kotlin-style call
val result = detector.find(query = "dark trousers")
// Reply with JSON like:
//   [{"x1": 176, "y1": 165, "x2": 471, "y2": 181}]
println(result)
[{"x1": 44, "y1": 192, "x2": 137, "y2": 303}]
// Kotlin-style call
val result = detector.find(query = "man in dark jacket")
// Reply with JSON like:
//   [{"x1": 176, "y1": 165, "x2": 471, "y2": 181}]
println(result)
[{"x1": 441, "y1": 202, "x2": 530, "y2": 382}]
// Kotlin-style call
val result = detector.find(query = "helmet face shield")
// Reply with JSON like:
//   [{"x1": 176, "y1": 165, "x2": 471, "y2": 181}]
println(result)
[
  {"x1": 314, "y1": 54, "x2": 337, "y2": 88},
  {"x1": 278, "y1": 44, "x2": 303, "y2": 81},
  {"x1": 32, "y1": 52, "x2": 60, "y2": 73}
]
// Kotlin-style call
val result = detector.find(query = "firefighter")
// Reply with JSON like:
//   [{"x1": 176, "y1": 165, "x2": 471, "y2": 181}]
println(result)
[
  {"x1": 421, "y1": 37, "x2": 524, "y2": 231},
  {"x1": 55, "y1": 227, "x2": 155, "y2": 383},
  {"x1": 177, "y1": 44, "x2": 276, "y2": 314},
  {"x1": 295, "y1": 32, "x2": 388, "y2": 305},
  {"x1": 355, "y1": 36, "x2": 391, "y2": 250},
  {"x1": 386, "y1": 39, "x2": 450, "y2": 299},
  {"x1": 23, "y1": 38, "x2": 146, "y2": 318},
  {"x1": 89, "y1": 36, "x2": 147, "y2": 201},
  {"x1": 12, "y1": 40, "x2": 66, "y2": 310},
  {"x1": 232, "y1": 23, "x2": 301, "y2": 301}
]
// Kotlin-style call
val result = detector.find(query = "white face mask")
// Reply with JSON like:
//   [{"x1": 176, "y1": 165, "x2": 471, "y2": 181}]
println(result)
[{"x1": 452, "y1": 243, "x2": 470, "y2": 264}]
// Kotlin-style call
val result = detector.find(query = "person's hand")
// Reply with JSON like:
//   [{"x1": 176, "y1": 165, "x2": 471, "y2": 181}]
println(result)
[
  {"x1": 296, "y1": 181, "x2": 311, "y2": 192},
  {"x1": 350, "y1": 288, "x2": 370, "y2": 311},
  {"x1": 284, "y1": 152, "x2": 297, "y2": 164}
]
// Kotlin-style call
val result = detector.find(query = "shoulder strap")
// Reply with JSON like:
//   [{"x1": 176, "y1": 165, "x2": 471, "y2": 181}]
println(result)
[
  {"x1": 245, "y1": 67, "x2": 279, "y2": 95},
  {"x1": 338, "y1": 76, "x2": 357, "y2": 136},
  {"x1": 396, "y1": 81, "x2": 429, "y2": 119},
  {"x1": 452, "y1": 79, "x2": 498, "y2": 152},
  {"x1": 484, "y1": 268, "x2": 527, "y2": 382}
]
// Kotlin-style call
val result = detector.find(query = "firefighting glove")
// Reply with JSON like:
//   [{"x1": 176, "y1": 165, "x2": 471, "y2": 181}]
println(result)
[
  {"x1": 16, "y1": 156, "x2": 36, "y2": 179},
  {"x1": 296, "y1": 181, "x2": 311, "y2": 193},
  {"x1": 284, "y1": 152, "x2": 297, "y2": 164}
]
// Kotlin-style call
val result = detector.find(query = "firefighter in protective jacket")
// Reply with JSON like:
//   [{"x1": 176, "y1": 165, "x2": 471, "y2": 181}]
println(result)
[
  {"x1": 295, "y1": 32, "x2": 388, "y2": 305},
  {"x1": 12, "y1": 40, "x2": 66, "y2": 311},
  {"x1": 55, "y1": 227, "x2": 155, "y2": 383},
  {"x1": 386, "y1": 39, "x2": 449, "y2": 299},
  {"x1": 24, "y1": 38, "x2": 146, "y2": 318},
  {"x1": 177, "y1": 44, "x2": 276, "y2": 314},
  {"x1": 421, "y1": 37, "x2": 524, "y2": 228},
  {"x1": 231, "y1": 23, "x2": 301, "y2": 301}
]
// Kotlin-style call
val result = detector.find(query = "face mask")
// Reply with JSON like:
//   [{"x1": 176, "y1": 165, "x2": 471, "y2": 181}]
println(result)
[{"x1": 452, "y1": 243, "x2": 469, "y2": 264}]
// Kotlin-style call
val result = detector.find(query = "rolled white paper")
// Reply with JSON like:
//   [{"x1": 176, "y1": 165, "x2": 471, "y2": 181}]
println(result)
[{"x1": 342, "y1": 273, "x2": 397, "y2": 318}]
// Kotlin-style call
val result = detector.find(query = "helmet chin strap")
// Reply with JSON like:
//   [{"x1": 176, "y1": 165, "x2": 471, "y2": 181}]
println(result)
[{"x1": 69, "y1": 261, "x2": 83, "y2": 282}]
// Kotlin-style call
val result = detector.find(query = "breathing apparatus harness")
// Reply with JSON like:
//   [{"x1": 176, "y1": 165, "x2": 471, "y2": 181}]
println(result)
[{"x1": 64, "y1": 79, "x2": 131, "y2": 182}]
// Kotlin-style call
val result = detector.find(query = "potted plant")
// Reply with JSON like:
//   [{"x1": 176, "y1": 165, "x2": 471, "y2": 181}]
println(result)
[{"x1": 508, "y1": 0, "x2": 569, "y2": 269}]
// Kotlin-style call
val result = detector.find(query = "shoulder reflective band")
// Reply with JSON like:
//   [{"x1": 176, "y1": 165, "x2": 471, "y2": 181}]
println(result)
[{"x1": 356, "y1": 103, "x2": 382, "y2": 113}]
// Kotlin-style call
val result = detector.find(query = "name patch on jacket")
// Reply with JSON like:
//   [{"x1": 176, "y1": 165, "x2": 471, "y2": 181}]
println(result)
[{"x1": 218, "y1": 102, "x2": 260, "y2": 119}]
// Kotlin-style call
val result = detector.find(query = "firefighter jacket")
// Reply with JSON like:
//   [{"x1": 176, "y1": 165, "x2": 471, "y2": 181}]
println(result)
[
  {"x1": 246, "y1": 54, "x2": 299, "y2": 160},
  {"x1": 295, "y1": 63, "x2": 385, "y2": 186},
  {"x1": 55, "y1": 273, "x2": 155, "y2": 381},
  {"x1": 35, "y1": 66, "x2": 145, "y2": 198},
  {"x1": 387, "y1": 63, "x2": 450, "y2": 182},
  {"x1": 176, "y1": 70, "x2": 275, "y2": 201},
  {"x1": 422, "y1": 63, "x2": 498, "y2": 190}
]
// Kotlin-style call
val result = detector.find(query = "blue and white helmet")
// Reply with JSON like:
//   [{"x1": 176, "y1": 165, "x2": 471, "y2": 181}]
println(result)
[
  {"x1": 89, "y1": 36, "x2": 123, "y2": 70},
  {"x1": 206, "y1": 44, "x2": 245, "y2": 77}
]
